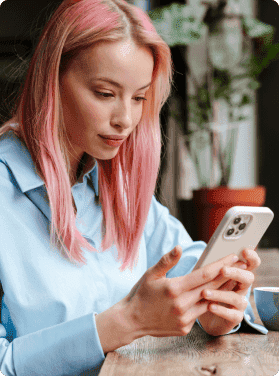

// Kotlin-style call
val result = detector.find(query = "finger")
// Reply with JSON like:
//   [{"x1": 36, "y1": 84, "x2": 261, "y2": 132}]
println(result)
[
  {"x1": 178, "y1": 299, "x2": 209, "y2": 327},
  {"x1": 202, "y1": 289, "x2": 248, "y2": 311},
  {"x1": 221, "y1": 266, "x2": 254, "y2": 293},
  {"x1": 191, "y1": 261, "x2": 248, "y2": 298},
  {"x1": 207, "y1": 302, "x2": 244, "y2": 324},
  {"x1": 197, "y1": 260, "x2": 248, "y2": 296},
  {"x1": 216, "y1": 261, "x2": 248, "y2": 291},
  {"x1": 159, "y1": 302, "x2": 208, "y2": 337},
  {"x1": 241, "y1": 249, "x2": 261, "y2": 271},
  {"x1": 218, "y1": 279, "x2": 238, "y2": 291},
  {"x1": 186, "y1": 273, "x2": 237, "y2": 304},
  {"x1": 157, "y1": 318, "x2": 198, "y2": 338},
  {"x1": 233, "y1": 260, "x2": 249, "y2": 270},
  {"x1": 148, "y1": 245, "x2": 182, "y2": 280},
  {"x1": 182, "y1": 253, "x2": 239, "y2": 292},
  {"x1": 195, "y1": 270, "x2": 239, "y2": 296},
  {"x1": 176, "y1": 274, "x2": 240, "y2": 315}
]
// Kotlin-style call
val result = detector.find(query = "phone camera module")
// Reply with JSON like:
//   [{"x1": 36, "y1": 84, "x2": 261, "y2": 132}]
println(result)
[
  {"x1": 234, "y1": 217, "x2": 241, "y2": 225},
  {"x1": 239, "y1": 223, "x2": 246, "y2": 230},
  {"x1": 226, "y1": 228, "x2": 234, "y2": 236}
]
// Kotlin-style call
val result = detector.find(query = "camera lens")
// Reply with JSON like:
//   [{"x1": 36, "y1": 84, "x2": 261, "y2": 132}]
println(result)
[
  {"x1": 227, "y1": 228, "x2": 234, "y2": 236},
  {"x1": 234, "y1": 217, "x2": 241, "y2": 225},
  {"x1": 239, "y1": 223, "x2": 246, "y2": 230}
]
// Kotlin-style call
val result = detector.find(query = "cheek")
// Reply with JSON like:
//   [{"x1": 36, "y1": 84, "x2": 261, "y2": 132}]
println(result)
[
  {"x1": 134, "y1": 108, "x2": 144, "y2": 127},
  {"x1": 78, "y1": 94, "x2": 108, "y2": 119}
]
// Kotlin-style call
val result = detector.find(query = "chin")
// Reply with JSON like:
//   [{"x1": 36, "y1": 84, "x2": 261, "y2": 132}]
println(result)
[{"x1": 94, "y1": 150, "x2": 120, "y2": 160}]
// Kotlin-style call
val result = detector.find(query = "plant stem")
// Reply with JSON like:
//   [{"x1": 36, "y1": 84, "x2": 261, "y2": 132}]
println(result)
[{"x1": 218, "y1": 140, "x2": 227, "y2": 186}]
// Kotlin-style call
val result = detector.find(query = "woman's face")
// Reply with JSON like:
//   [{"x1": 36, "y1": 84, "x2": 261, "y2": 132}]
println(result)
[{"x1": 59, "y1": 40, "x2": 154, "y2": 175}]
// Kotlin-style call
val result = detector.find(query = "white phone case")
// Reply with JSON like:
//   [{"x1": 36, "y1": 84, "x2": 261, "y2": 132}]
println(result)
[{"x1": 193, "y1": 206, "x2": 274, "y2": 270}]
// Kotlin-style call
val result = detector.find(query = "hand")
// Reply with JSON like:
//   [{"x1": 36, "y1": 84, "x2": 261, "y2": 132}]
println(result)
[
  {"x1": 121, "y1": 246, "x2": 242, "y2": 340},
  {"x1": 198, "y1": 248, "x2": 261, "y2": 336}
]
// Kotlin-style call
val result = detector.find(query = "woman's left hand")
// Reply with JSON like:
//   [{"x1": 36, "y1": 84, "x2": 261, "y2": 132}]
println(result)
[{"x1": 197, "y1": 248, "x2": 261, "y2": 336}]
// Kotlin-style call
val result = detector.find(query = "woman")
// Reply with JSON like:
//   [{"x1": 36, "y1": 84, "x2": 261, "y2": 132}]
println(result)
[{"x1": 0, "y1": 0, "x2": 263, "y2": 375}]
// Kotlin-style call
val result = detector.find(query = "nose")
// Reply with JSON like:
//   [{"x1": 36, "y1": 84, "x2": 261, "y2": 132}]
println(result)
[{"x1": 111, "y1": 99, "x2": 134, "y2": 130}]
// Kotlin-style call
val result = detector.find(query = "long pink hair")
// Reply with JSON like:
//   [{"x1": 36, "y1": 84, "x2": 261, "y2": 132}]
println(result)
[{"x1": 0, "y1": 0, "x2": 174, "y2": 272}]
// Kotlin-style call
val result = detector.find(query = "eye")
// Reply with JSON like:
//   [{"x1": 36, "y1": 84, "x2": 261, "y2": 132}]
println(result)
[
  {"x1": 95, "y1": 92, "x2": 147, "y2": 102},
  {"x1": 95, "y1": 92, "x2": 113, "y2": 98},
  {"x1": 135, "y1": 97, "x2": 147, "y2": 103}
]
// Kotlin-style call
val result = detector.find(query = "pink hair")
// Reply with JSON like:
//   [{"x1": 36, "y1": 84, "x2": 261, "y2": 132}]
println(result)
[{"x1": 0, "y1": 0, "x2": 174, "y2": 272}]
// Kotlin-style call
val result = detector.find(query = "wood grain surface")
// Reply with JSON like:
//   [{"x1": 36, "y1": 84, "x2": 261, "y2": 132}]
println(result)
[{"x1": 100, "y1": 249, "x2": 279, "y2": 376}]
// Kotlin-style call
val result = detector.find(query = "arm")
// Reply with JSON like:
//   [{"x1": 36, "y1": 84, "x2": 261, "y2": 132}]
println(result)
[
  {"x1": 94, "y1": 302, "x2": 137, "y2": 355},
  {"x1": 0, "y1": 313, "x2": 105, "y2": 376}
]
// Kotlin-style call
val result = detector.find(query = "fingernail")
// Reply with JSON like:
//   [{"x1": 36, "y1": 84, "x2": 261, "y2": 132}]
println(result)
[
  {"x1": 223, "y1": 267, "x2": 230, "y2": 276},
  {"x1": 232, "y1": 255, "x2": 239, "y2": 263},
  {"x1": 205, "y1": 290, "x2": 212, "y2": 297},
  {"x1": 210, "y1": 304, "x2": 217, "y2": 311},
  {"x1": 171, "y1": 249, "x2": 177, "y2": 256},
  {"x1": 240, "y1": 263, "x2": 247, "y2": 270}
]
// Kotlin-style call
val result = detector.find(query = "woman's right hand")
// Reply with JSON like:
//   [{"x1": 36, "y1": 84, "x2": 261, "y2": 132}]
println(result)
[
  {"x1": 122, "y1": 246, "x2": 241, "y2": 339},
  {"x1": 95, "y1": 245, "x2": 244, "y2": 354}
]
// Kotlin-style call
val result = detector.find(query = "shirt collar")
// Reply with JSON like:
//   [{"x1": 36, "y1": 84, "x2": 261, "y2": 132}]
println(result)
[{"x1": 0, "y1": 129, "x2": 98, "y2": 196}]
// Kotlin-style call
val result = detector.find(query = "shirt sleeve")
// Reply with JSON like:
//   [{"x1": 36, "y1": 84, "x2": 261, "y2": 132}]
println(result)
[
  {"x1": 0, "y1": 312, "x2": 105, "y2": 376},
  {"x1": 0, "y1": 161, "x2": 106, "y2": 375},
  {"x1": 144, "y1": 196, "x2": 207, "y2": 273}
]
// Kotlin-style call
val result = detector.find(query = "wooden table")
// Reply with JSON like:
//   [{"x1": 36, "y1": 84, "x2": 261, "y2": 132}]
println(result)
[{"x1": 100, "y1": 249, "x2": 279, "y2": 375}]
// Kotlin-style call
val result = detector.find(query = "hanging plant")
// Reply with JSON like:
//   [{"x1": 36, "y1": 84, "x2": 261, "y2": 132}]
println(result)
[{"x1": 148, "y1": 0, "x2": 279, "y2": 188}]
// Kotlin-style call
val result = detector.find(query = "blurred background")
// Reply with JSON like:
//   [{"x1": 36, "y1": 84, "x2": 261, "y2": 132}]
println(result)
[{"x1": 0, "y1": 0, "x2": 278, "y2": 248}]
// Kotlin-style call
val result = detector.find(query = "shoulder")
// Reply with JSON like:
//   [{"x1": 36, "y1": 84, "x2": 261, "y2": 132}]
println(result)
[
  {"x1": 0, "y1": 130, "x2": 16, "y2": 183},
  {"x1": 0, "y1": 132, "x2": 21, "y2": 199},
  {"x1": 146, "y1": 195, "x2": 168, "y2": 222}
]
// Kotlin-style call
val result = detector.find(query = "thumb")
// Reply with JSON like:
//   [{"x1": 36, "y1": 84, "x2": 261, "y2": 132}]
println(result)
[{"x1": 150, "y1": 245, "x2": 182, "y2": 280}]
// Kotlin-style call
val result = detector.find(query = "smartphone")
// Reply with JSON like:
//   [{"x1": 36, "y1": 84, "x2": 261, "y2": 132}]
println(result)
[{"x1": 193, "y1": 206, "x2": 274, "y2": 270}]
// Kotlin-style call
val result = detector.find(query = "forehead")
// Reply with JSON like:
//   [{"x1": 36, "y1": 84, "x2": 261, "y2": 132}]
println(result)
[{"x1": 69, "y1": 40, "x2": 154, "y2": 85}]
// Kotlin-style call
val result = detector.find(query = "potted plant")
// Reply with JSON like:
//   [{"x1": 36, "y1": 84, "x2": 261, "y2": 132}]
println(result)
[{"x1": 148, "y1": 0, "x2": 279, "y2": 242}]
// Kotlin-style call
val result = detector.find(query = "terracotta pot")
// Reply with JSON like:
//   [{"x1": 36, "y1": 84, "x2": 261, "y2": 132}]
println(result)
[{"x1": 192, "y1": 186, "x2": 266, "y2": 244}]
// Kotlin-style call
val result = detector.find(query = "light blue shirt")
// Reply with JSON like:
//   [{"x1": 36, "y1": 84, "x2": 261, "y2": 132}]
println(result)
[{"x1": 0, "y1": 129, "x2": 266, "y2": 376}]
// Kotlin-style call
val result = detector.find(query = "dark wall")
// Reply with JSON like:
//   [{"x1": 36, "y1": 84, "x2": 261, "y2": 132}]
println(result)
[
  {"x1": 0, "y1": 0, "x2": 177, "y2": 203},
  {"x1": 0, "y1": 0, "x2": 64, "y2": 124},
  {"x1": 257, "y1": 0, "x2": 279, "y2": 247},
  {"x1": 153, "y1": 0, "x2": 188, "y2": 204}
]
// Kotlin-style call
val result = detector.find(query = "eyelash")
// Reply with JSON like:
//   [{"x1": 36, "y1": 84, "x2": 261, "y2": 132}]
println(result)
[{"x1": 95, "y1": 91, "x2": 147, "y2": 102}]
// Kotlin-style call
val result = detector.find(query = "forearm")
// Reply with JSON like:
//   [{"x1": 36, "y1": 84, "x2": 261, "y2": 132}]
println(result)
[{"x1": 95, "y1": 298, "x2": 140, "y2": 354}]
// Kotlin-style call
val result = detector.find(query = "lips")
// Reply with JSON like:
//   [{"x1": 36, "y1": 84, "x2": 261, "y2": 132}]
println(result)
[
  {"x1": 99, "y1": 135, "x2": 126, "y2": 147},
  {"x1": 99, "y1": 135, "x2": 126, "y2": 140}
]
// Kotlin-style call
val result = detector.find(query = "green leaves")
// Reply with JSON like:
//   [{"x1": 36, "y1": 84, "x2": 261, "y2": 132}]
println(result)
[
  {"x1": 243, "y1": 17, "x2": 275, "y2": 39},
  {"x1": 148, "y1": 6, "x2": 276, "y2": 48},
  {"x1": 148, "y1": 3, "x2": 206, "y2": 46}
]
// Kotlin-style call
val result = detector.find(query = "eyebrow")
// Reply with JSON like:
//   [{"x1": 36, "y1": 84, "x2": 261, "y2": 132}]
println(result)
[{"x1": 94, "y1": 77, "x2": 152, "y2": 90}]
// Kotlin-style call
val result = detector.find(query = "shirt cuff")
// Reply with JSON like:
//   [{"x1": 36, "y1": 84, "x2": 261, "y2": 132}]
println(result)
[{"x1": 14, "y1": 312, "x2": 105, "y2": 376}]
